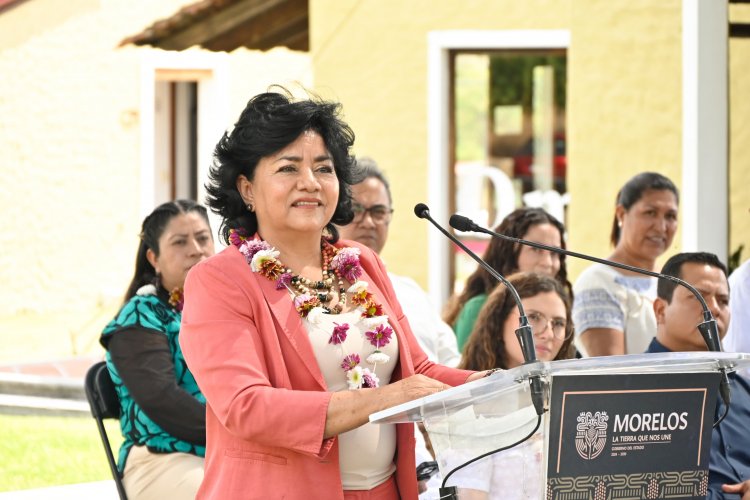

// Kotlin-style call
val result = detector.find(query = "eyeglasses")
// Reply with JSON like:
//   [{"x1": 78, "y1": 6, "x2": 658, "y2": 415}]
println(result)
[
  {"x1": 527, "y1": 311, "x2": 570, "y2": 340},
  {"x1": 352, "y1": 203, "x2": 393, "y2": 224}
]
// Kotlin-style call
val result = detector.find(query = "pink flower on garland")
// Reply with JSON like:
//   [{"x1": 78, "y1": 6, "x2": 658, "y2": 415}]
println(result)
[
  {"x1": 329, "y1": 323, "x2": 349, "y2": 345},
  {"x1": 294, "y1": 293, "x2": 321, "y2": 317},
  {"x1": 362, "y1": 368, "x2": 380, "y2": 388},
  {"x1": 332, "y1": 247, "x2": 362, "y2": 283},
  {"x1": 341, "y1": 353, "x2": 361, "y2": 371},
  {"x1": 238, "y1": 239, "x2": 273, "y2": 265},
  {"x1": 365, "y1": 324, "x2": 394, "y2": 348},
  {"x1": 276, "y1": 272, "x2": 293, "y2": 290},
  {"x1": 228, "y1": 228, "x2": 248, "y2": 247}
]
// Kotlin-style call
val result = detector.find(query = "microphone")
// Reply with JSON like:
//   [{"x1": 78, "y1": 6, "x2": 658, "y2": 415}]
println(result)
[
  {"x1": 450, "y1": 213, "x2": 731, "y2": 426},
  {"x1": 415, "y1": 203, "x2": 545, "y2": 500},
  {"x1": 414, "y1": 204, "x2": 544, "y2": 408},
  {"x1": 415, "y1": 204, "x2": 536, "y2": 362},
  {"x1": 448, "y1": 213, "x2": 723, "y2": 352}
]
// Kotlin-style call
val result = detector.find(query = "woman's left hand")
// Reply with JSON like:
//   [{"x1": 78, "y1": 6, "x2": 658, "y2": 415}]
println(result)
[{"x1": 466, "y1": 369, "x2": 501, "y2": 383}]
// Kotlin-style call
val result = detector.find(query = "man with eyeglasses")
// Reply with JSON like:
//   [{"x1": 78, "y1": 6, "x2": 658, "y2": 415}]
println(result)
[
  {"x1": 337, "y1": 157, "x2": 461, "y2": 367},
  {"x1": 644, "y1": 252, "x2": 750, "y2": 498}
]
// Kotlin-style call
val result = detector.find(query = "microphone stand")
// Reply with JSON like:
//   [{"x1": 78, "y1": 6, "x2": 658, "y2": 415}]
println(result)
[
  {"x1": 414, "y1": 203, "x2": 546, "y2": 500},
  {"x1": 449, "y1": 213, "x2": 731, "y2": 425}
]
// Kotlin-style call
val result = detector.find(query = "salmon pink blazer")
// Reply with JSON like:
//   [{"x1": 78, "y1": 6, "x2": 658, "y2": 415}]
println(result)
[{"x1": 180, "y1": 240, "x2": 473, "y2": 499}]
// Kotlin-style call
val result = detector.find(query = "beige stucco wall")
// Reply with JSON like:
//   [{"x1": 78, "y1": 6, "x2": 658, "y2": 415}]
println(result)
[
  {"x1": 566, "y1": 0, "x2": 682, "y2": 278},
  {"x1": 310, "y1": 0, "x2": 687, "y2": 289},
  {"x1": 0, "y1": 0, "x2": 310, "y2": 362}
]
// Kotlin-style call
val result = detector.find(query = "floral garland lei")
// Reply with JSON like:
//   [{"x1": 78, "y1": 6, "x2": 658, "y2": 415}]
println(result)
[{"x1": 229, "y1": 228, "x2": 393, "y2": 389}]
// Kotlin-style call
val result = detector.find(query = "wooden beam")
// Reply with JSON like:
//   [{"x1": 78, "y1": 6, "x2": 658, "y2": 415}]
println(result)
[
  {"x1": 157, "y1": 0, "x2": 289, "y2": 51},
  {"x1": 254, "y1": 15, "x2": 308, "y2": 51},
  {"x1": 202, "y1": 0, "x2": 308, "y2": 52}
]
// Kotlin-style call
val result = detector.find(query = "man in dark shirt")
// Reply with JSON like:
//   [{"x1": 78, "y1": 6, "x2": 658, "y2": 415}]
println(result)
[{"x1": 645, "y1": 252, "x2": 749, "y2": 498}]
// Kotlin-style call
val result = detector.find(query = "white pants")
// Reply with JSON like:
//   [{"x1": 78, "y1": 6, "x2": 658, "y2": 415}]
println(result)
[{"x1": 123, "y1": 445, "x2": 204, "y2": 500}]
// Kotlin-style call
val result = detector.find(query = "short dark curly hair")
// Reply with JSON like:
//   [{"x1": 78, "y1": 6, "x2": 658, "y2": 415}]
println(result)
[{"x1": 206, "y1": 88, "x2": 357, "y2": 244}]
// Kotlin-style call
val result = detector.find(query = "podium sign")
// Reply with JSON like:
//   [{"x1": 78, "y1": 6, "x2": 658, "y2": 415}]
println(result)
[
  {"x1": 370, "y1": 353, "x2": 750, "y2": 500},
  {"x1": 546, "y1": 372, "x2": 719, "y2": 499}
]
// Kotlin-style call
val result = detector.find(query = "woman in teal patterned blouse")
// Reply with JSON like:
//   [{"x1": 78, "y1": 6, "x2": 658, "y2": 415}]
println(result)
[{"x1": 100, "y1": 199, "x2": 215, "y2": 500}]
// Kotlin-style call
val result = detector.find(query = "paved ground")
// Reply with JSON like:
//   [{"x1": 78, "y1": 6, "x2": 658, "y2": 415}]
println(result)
[
  {"x1": 0, "y1": 355, "x2": 103, "y2": 380},
  {"x1": 0, "y1": 354, "x2": 103, "y2": 416},
  {"x1": 0, "y1": 480, "x2": 119, "y2": 499}
]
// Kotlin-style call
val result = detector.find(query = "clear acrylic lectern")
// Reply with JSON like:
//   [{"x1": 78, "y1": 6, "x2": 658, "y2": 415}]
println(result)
[{"x1": 370, "y1": 352, "x2": 750, "y2": 500}]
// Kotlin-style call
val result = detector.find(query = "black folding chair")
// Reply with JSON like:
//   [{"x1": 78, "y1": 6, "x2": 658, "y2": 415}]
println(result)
[{"x1": 84, "y1": 361, "x2": 128, "y2": 500}]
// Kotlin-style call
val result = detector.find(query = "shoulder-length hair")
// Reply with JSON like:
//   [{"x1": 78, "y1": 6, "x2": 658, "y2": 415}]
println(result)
[
  {"x1": 459, "y1": 272, "x2": 576, "y2": 371},
  {"x1": 123, "y1": 199, "x2": 211, "y2": 304},
  {"x1": 443, "y1": 207, "x2": 570, "y2": 326}
]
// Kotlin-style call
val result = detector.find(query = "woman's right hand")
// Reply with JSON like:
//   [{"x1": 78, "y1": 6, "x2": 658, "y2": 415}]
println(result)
[
  {"x1": 325, "y1": 375, "x2": 451, "y2": 439},
  {"x1": 385, "y1": 374, "x2": 451, "y2": 405}
]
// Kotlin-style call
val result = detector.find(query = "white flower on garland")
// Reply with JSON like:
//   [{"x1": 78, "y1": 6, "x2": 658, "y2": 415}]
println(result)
[
  {"x1": 347, "y1": 281, "x2": 369, "y2": 294},
  {"x1": 306, "y1": 306, "x2": 327, "y2": 325},
  {"x1": 136, "y1": 284, "x2": 157, "y2": 296},
  {"x1": 346, "y1": 366, "x2": 364, "y2": 390},
  {"x1": 366, "y1": 351, "x2": 390, "y2": 365},
  {"x1": 362, "y1": 315, "x2": 389, "y2": 328},
  {"x1": 250, "y1": 248, "x2": 280, "y2": 273}
]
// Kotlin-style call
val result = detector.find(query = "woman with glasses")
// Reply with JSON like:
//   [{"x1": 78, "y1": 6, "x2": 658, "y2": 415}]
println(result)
[{"x1": 453, "y1": 272, "x2": 576, "y2": 499}]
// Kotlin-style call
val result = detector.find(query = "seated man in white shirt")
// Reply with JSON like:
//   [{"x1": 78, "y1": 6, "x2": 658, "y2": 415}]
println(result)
[{"x1": 336, "y1": 157, "x2": 460, "y2": 367}]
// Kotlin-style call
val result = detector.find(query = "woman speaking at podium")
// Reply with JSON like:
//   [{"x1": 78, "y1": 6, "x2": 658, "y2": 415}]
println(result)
[{"x1": 178, "y1": 89, "x2": 488, "y2": 499}]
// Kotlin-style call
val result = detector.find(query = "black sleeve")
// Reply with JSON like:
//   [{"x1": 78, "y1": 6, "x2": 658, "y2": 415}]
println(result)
[{"x1": 107, "y1": 327, "x2": 206, "y2": 446}]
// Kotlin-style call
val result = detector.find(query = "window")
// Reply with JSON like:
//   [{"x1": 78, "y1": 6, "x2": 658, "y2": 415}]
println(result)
[{"x1": 452, "y1": 49, "x2": 567, "y2": 292}]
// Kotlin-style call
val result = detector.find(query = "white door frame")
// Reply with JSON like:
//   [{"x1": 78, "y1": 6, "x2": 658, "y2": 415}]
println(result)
[
  {"x1": 681, "y1": 0, "x2": 728, "y2": 258},
  {"x1": 426, "y1": 30, "x2": 570, "y2": 309},
  {"x1": 138, "y1": 51, "x2": 230, "y2": 237}
]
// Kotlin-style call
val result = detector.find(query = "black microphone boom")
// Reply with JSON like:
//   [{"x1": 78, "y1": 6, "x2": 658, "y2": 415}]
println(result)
[
  {"x1": 415, "y1": 204, "x2": 536, "y2": 362},
  {"x1": 415, "y1": 203, "x2": 546, "y2": 500},
  {"x1": 415, "y1": 203, "x2": 544, "y2": 409},
  {"x1": 449, "y1": 214, "x2": 723, "y2": 353},
  {"x1": 450, "y1": 212, "x2": 731, "y2": 427}
]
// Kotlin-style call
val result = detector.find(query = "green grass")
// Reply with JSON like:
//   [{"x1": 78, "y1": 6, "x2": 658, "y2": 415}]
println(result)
[{"x1": 0, "y1": 414, "x2": 123, "y2": 492}]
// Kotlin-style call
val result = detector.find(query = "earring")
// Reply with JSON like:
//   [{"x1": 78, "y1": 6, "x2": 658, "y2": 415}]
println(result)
[
  {"x1": 617, "y1": 220, "x2": 623, "y2": 228},
  {"x1": 247, "y1": 202, "x2": 255, "y2": 213}
]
